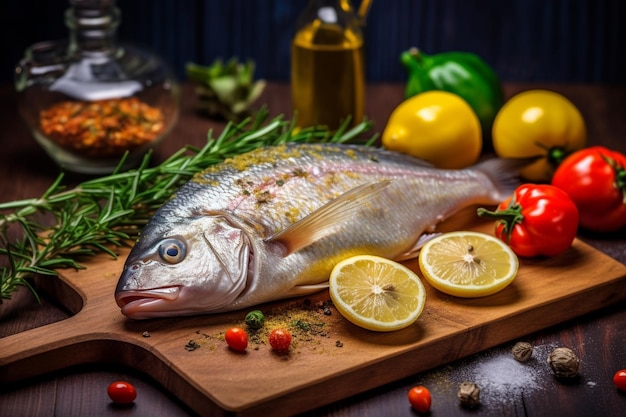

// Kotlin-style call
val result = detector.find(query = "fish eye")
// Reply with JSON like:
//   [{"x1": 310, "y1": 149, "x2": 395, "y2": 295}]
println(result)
[{"x1": 158, "y1": 239, "x2": 186, "y2": 264}]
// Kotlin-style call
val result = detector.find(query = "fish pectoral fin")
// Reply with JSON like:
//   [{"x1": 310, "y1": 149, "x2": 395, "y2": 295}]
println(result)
[
  {"x1": 393, "y1": 232, "x2": 442, "y2": 261},
  {"x1": 266, "y1": 180, "x2": 392, "y2": 255},
  {"x1": 286, "y1": 283, "x2": 329, "y2": 297}
]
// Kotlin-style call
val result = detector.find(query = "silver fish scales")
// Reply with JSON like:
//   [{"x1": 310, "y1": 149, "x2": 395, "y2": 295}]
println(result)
[{"x1": 115, "y1": 143, "x2": 523, "y2": 319}]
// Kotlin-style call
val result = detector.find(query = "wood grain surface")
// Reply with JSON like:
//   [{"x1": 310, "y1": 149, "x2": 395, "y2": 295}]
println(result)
[
  {"x1": 2, "y1": 215, "x2": 625, "y2": 417},
  {"x1": 1, "y1": 83, "x2": 625, "y2": 417}
]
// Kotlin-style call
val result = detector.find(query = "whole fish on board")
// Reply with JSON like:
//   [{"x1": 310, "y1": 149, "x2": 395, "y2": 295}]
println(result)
[{"x1": 115, "y1": 143, "x2": 526, "y2": 319}]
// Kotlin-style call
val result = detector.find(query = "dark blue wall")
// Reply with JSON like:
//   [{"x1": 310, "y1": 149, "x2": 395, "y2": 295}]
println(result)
[{"x1": 2, "y1": 0, "x2": 624, "y2": 84}]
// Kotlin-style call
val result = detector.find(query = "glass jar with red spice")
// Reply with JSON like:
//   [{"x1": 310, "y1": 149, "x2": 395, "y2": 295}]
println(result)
[{"x1": 14, "y1": 0, "x2": 180, "y2": 174}]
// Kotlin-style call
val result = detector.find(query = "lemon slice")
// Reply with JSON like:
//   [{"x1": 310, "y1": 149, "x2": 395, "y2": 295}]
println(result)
[
  {"x1": 418, "y1": 231, "x2": 519, "y2": 298},
  {"x1": 329, "y1": 255, "x2": 426, "y2": 332}
]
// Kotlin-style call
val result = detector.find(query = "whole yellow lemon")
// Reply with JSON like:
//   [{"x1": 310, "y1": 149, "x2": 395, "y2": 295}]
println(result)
[{"x1": 382, "y1": 91, "x2": 482, "y2": 169}]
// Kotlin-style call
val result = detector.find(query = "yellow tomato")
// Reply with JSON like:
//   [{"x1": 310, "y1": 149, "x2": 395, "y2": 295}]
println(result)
[
  {"x1": 382, "y1": 91, "x2": 482, "y2": 169},
  {"x1": 492, "y1": 89, "x2": 587, "y2": 182}
]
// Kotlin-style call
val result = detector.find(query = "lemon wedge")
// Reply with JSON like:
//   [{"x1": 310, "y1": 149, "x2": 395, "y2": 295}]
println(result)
[
  {"x1": 329, "y1": 255, "x2": 426, "y2": 332},
  {"x1": 418, "y1": 231, "x2": 519, "y2": 298}
]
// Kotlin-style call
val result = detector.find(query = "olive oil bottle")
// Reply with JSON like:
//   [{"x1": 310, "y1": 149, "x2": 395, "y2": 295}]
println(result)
[{"x1": 291, "y1": 0, "x2": 369, "y2": 130}]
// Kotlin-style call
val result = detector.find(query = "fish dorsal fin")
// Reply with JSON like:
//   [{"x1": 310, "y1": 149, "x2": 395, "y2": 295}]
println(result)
[{"x1": 266, "y1": 180, "x2": 391, "y2": 255}]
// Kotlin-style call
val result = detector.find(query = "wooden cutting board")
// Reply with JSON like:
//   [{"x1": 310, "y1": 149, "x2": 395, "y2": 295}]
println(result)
[{"x1": 1, "y1": 214, "x2": 626, "y2": 417}]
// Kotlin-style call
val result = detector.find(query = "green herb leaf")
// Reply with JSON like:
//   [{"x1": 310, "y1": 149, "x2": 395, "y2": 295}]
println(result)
[{"x1": 0, "y1": 112, "x2": 373, "y2": 303}]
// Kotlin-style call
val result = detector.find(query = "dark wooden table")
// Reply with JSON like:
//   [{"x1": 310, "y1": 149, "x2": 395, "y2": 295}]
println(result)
[{"x1": 1, "y1": 82, "x2": 625, "y2": 417}]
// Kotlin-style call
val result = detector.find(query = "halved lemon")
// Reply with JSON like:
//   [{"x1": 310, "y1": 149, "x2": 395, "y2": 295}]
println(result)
[
  {"x1": 329, "y1": 255, "x2": 426, "y2": 332},
  {"x1": 418, "y1": 231, "x2": 519, "y2": 298}
]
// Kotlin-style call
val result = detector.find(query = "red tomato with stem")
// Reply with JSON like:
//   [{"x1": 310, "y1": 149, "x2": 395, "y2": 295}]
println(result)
[
  {"x1": 407, "y1": 385, "x2": 432, "y2": 413},
  {"x1": 107, "y1": 381, "x2": 137, "y2": 404},
  {"x1": 478, "y1": 184, "x2": 579, "y2": 257},
  {"x1": 225, "y1": 327, "x2": 248, "y2": 352},
  {"x1": 552, "y1": 146, "x2": 626, "y2": 232},
  {"x1": 268, "y1": 328, "x2": 292, "y2": 353},
  {"x1": 614, "y1": 369, "x2": 626, "y2": 391}
]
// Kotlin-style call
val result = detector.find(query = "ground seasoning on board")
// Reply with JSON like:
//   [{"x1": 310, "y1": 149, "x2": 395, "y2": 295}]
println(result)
[{"x1": 185, "y1": 299, "x2": 336, "y2": 353}]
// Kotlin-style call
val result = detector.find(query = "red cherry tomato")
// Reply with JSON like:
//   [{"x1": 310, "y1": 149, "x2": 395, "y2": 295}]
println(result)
[
  {"x1": 552, "y1": 146, "x2": 626, "y2": 232},
  {"x1": 407, "y1": 385, "x2": 432, "y2": 413},
  {"x1": 107, "y1": 381, "x2": 137, "y2": 404},
  {"x1": 614, "y1": 369, "x2": 626, "y2": 391},
  {"x1": 268, "y1": 328, "x2": 292, "y2": 353},
  {"x1": 225, "y1": 327, "x2": 248, "y2": 352}
]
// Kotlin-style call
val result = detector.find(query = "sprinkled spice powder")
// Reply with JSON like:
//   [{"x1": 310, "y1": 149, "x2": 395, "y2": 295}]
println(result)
[
  {"x1": 471, "y1": 351, "x2": 547, "y2": 404},
  {"x1": 413, "y1": 344, "x2": 554, "y2": 410},
  {"x1": 185, "y1": 299, "x2": 335, "y2": 353},
  {"x1": 413, "y1": 342, "x2": 600, "y2": 411},
  {"x1": 39, "y1": 97, "x2": 165, "y2": 157}
]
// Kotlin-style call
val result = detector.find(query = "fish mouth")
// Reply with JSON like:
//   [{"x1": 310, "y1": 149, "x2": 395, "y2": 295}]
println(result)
[{"x1": 116, "y1": 285, "x2": 183, "y2": 319}]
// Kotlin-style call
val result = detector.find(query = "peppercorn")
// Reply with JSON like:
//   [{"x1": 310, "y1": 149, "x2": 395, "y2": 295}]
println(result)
[
  {"x1": 184, "y1": 340, "x2": 201, "y2": 351},
  {"x1": 548, "y1": 347, "x2": 580, "y2": 378},
  {"x1": 244, "y1": 310, "x2": 265, "y2": 330},
  {"x1": 511, "y1": 341, "x2": 533, "y2": 362},
  {"x1": 457, "y1": 381, "x2": 481, "y2": 408}
]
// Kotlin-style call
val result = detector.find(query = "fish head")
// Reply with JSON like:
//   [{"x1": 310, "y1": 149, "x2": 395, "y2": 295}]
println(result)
[{"x1": 115, "y1": 215, "x2": 252, "y2": 319}]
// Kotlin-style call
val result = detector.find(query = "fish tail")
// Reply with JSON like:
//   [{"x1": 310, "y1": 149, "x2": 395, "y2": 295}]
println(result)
[{"x1": 471, "y1": 157, "x2": 536, "y2": 202}]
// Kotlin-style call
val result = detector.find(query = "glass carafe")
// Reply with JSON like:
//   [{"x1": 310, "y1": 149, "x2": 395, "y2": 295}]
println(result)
[{"x1": 14, "y1": 0, "x2": 180, "y2": 174}]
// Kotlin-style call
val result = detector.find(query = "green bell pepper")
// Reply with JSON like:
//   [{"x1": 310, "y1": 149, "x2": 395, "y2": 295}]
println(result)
[{"x1": 401, "y1": 47, "x2": 504, "y2": 143}]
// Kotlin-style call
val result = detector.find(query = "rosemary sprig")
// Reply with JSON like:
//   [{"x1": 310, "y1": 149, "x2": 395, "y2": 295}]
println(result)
[{"x1": 0, "y1": 110, "x2": 375, "y2": 302}]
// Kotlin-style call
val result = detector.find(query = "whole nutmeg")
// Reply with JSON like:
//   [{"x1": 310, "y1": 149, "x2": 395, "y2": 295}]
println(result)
[
  {"x1": 548, "y1": 347, "x2": 580, "y2": 378},
  {"x1": 512, "y1": 341, "x2": 533, "y2": 362},
  {"x1": 457, "y1": 381, "x2": 480, "y2": 408}
]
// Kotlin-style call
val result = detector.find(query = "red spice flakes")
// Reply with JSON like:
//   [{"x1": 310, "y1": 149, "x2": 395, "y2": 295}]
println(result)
[{"x1": 39, "y1": 97, "x2": 165, "y2": 157}]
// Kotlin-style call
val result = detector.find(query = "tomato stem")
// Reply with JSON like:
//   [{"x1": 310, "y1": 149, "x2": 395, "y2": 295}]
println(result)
[
  {"x1": 534, "y1": 143, "x2": 571, "y2": 168},
  {"x1": 546, "y1": 146, "x2": 569, "y2": 166},
  {"x1": 477, "y1": 204, "x2": 524, "y2": 242},
  {"x1": 603, "y1": 154, "x2": 626, "y2": 204}
]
